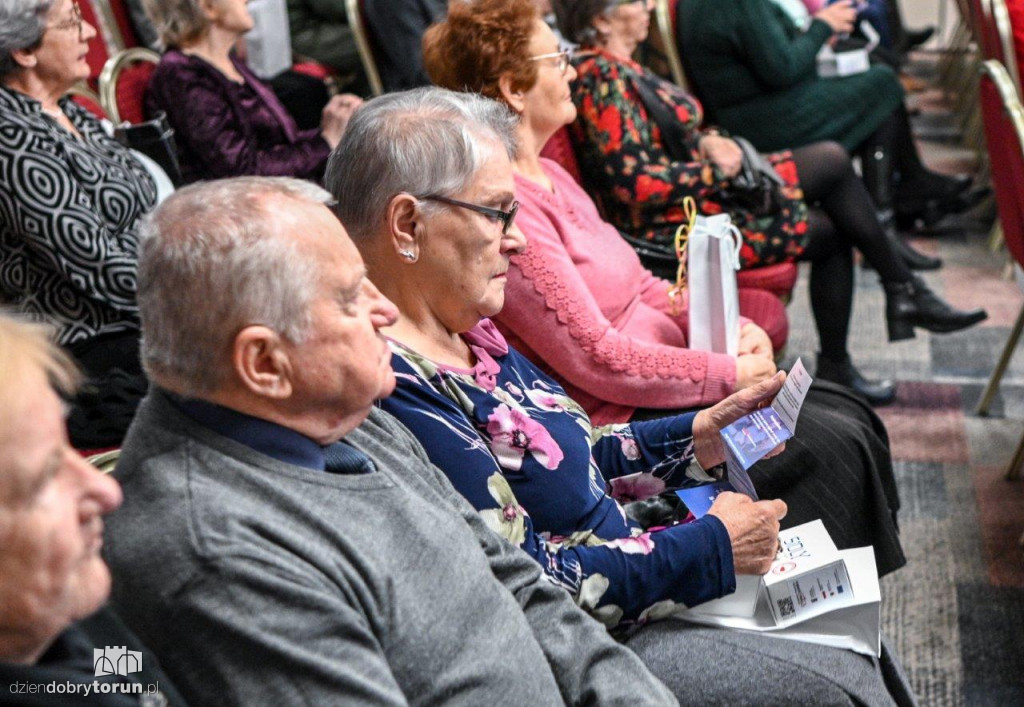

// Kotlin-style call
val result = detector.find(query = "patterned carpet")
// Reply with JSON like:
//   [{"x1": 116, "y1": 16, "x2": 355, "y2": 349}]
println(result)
[{"x1": 777, "y1": 97, "x2": 1024, "y2": 703}]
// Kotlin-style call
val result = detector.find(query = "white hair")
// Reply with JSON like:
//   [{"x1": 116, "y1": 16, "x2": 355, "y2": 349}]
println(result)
[
  {"x1": 324, "y1": 86, "x2": 519, "y2": 241},
  {"x1": 0, "y1": 0, "x2": 54, "y2": 80},
  {"x1": 137, "y1": 177, "x2": 332, "y2": 396}
]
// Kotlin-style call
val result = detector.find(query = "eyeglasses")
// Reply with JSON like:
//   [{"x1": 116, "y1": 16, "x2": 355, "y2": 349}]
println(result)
[
  {"x1": 529, "y1": 49, "x2": 573, "y2": 74},
  {"x1": 419, "y1": 195, "x2": 520, "y2": 235},
  {"x1": 48, "y1": 0, "x2": 84, "y2": 40}
]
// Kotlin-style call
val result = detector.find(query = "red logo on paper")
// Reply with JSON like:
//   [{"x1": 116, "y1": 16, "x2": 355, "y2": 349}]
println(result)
[{"x1": 772, "y1": 561, "x2": 797, "y2": 575}]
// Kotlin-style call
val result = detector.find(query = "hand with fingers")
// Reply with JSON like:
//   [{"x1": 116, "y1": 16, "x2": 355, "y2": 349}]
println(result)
[
  {"x1": 692, "y1": 370, "x2": 787, "y2": 469},
  {"x1": 707, "y1": 492, "x2": 787, "y2": 574},
  {"x1": 321, "y1": 94, "x2": 364, "y2": 148}
]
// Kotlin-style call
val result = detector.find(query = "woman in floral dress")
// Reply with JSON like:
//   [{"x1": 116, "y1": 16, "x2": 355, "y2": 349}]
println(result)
[{"x1": 325, "y1": 85, "x2": 916, "y2": 706}]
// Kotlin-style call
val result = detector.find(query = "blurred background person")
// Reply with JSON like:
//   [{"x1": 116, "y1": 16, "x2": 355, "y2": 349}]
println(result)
[
  {"x1": 0, "y1": 314, "x2": 182, "y2": 705},
  {"x1": 0, "y1": 0, "x2": 158, "y2": 447},
  {"x1": 144, "y1": 0, "x2": 361, "y2": 183}
]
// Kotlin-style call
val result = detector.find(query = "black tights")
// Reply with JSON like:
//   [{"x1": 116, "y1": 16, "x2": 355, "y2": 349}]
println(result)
[{"x1": 790, "y1": 142, "x2": 912, "y2": 360}]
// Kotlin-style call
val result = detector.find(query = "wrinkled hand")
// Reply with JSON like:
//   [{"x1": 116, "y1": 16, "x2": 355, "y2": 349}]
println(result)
[
  {"x1": 692, "y1": 370, "x2": 786, "y2": 469},
  {"x1": 707, "y1": 492, "x2": 787, "y2": 575},
  {"x1": 321, "y1": 94, "x2": 363, "y2": 148},
  {"x1": 738, "y1": 322, "x2": 773, "y2": 358},
  {"x1": 699, "y1": 134, "x2": 744, "y2": 178},
  {"x1": 735, "y1": 352, "x2": 778, "y2": 391},
  {"x1": 815, "y1": 0, "x2": 857, "y2": 34}
]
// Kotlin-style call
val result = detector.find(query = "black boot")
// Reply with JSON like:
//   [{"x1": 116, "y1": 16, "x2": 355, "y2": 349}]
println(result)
[
  {"x1": 816, "y1": 353, "x2": 896, "y2": 406},
  {"x1": 889, "y1": 230, "x2": 942, "y2": 270},
  {"x1": 884, "y1": 275, "x2": 988, "y2": 341}
]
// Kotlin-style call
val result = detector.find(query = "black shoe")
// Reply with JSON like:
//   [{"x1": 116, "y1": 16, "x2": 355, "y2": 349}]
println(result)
[
  {"x1": 894, "y1": 185, "x2": 988, "y2": 230},
  {"x1": 897, "y1": 26, "x2": 935, "y2": 53},
  {"x1": 884, "y1": 275, "x2": 988, "y2": 341},
  {"x1": 892, "y1": 233, "x2": 942, "y2": 270},
  {"x1": 816, "y1": 354, "x2": 896, "y2": 406}
]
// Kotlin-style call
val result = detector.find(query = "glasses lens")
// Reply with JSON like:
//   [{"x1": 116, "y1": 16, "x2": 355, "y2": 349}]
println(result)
[{"x1": 503, "y1": 202, "x2": 519, "y2": 235}]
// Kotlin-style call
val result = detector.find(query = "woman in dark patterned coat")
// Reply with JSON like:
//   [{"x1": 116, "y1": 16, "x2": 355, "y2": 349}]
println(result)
[
  {"x1": 0, "y1": 0, "x2": 157, "y2": 446},
  {"x1": 552, "y1": 0, "x2": 985, "y2": 404},
  {"x1": 143, "y1": 0, "x2": 360, "y2": 183}
]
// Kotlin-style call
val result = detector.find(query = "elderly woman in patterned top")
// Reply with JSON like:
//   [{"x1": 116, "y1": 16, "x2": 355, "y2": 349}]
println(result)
[{"x1": 0, "y1": 0, "x2": 156, "y2": 447}]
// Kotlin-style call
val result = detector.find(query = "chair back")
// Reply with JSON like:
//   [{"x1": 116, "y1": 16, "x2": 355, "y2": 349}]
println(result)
[
  {"x1": 655, "y1": 0, "x2": 689, "y2": 90},
  {"x1": 79, "y1": 0, "x2": 112, "y2": 85},
  {"x1": 539, "y1": 127, "x2": 584, "y2": 185},
  {"x1": 345, "y1": 0, "x2": 384, "y2": 96},
  {"x1": 980, "y1": 60, "x2": 1024, "y2": 270},
  {"x1": 66, "y1": 82, "x2": 108, "y2": 120},
  {"x1": 99, "y1": 0, "x2": 141, "y2": 49},
  {"x1": 98, "y1": 47, "x2": 160, "y2": 125},
  {"x1": 990, "y1": 0, "x2": 1022, "y2": 93}
]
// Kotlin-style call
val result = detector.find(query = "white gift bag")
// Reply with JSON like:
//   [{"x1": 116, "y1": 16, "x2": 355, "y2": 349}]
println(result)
[{"x1": 670, "y1": 198, "x2": 742, "y2": 357}]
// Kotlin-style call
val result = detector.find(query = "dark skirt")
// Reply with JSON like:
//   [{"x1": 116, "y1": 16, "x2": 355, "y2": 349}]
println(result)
[
  {"x1": 634, "y1": 379, "x2": 905, "y2": 577},
  {"x1": 748, "y1": 380, "x2": 905, "y2": 577}
]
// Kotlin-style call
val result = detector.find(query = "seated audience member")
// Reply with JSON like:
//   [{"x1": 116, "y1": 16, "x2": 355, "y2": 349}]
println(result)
[
  {"x1": 417, "y1": 2, "x2": 911, "y2": 579},
  {"x1": 103, "y1": 176, "x2": 677, "y2": 705},
  {"x1": 0, "y1": 0, "x2": 158, "y2": 447},
  {"x1": 364, "y1": 0, "x2": 447, "y2": 91},
  {"x1": 669, "y1": 0, "x2": 974, "y2": 225},
  {"x1": 326, "y1": 89, "x2": 917, "y2": 705},
  {"x1": 0, "y1": 314, "x2": 182, "y2": 706},
  {"x1": 328, "y1": 89, "x2": 909, "y2": 592},
  {"x1": 143, "y1": 0, "x2": 361, "y2": 183},
  {"x1": 331, "y1": 86, "x2": 788, "y2": 620},
  {"x1": 511, "y1": 0, "x2": 983, "y2": 401}
]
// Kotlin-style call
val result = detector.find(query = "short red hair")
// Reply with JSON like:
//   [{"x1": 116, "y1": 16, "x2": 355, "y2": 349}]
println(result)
[{"x1": 423, "y1": 0, "x2": 541, "y2": 102}]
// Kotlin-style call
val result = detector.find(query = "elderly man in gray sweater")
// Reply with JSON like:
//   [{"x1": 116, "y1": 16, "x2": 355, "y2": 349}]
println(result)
[{"x1": 103, "y1": 175, "x2": 677, "y2": 705}]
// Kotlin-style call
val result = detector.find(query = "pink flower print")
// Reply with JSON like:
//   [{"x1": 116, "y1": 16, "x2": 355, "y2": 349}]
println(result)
[
  {"x1": 608, "y1": 473, "x2": 666, "y2": 503},
  {"x1": 486, "y1": 404, "x2": 565, "y2": 471},
  {"x1": 480, "y1": 474, "x2": 527, "y2": 546},
  {"x1": 603, "y1": 533, "x2": 656, "y2": 555},
  {"x1": 620, "y1": 437, "x2": 640, "y2": 460},
  {"x1": 526, "y1": 387, "x2": 565, "y2": 412}
]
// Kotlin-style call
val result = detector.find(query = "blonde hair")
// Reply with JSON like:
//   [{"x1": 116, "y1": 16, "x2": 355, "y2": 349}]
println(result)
[
  {"x1": 0, "y1": 313, "x2": 81, "y2": 423},
  {"x1": 144, "y1": 0, "x2": 210, "y2": 48}
]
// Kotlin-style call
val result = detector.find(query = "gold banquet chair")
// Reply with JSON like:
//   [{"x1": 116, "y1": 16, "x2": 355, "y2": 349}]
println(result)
[{"x1": 345, "y1": 0, "x2": 384, "y2": 97}]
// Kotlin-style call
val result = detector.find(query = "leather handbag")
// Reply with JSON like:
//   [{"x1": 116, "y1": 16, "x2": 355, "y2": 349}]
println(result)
[{"x1": 114, "y1": 111, "x2": 182, "y2": 186}]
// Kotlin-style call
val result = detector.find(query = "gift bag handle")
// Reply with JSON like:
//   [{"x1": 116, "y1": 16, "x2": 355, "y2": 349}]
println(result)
[{"x1": 668, "y1": 196, "x2": 698, "y2": 315}]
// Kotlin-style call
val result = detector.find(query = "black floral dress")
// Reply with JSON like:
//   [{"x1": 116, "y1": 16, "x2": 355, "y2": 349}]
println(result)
[{"x1": 568, "y1": 49, "x2": 810, "y2": 268}]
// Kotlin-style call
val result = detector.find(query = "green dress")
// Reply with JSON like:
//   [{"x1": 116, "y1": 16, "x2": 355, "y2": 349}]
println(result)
[{"x1": 677, "y1": 0, "x2": 903, "y2": 153}]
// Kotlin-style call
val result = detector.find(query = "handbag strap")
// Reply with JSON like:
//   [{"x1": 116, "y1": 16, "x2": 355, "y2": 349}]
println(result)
[
  {"x1": 631, "y1": 71, "x2": 693, "y2": 163},
  {"x1": 667, "y1": 196, "x2": 698, "y2": 315}
]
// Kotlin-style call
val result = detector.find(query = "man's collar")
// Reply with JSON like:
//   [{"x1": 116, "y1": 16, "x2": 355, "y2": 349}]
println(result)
[{"x1": 165, "y1": 391, "x2": 327, "y2": 471}]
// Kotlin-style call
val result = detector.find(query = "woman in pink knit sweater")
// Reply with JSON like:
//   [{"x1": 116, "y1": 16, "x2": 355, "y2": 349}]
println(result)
[{"x1": 423, "y1": 0, "x2": 907, "y2": 575}]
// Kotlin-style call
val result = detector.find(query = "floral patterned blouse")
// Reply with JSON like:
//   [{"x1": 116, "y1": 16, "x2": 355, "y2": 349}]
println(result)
[
  {"x1": 379, "y1": 319, "x2": 735, "y2": 627},
  {"x1": 569, "y1": 49, "x2": 810, "y2": 268}
]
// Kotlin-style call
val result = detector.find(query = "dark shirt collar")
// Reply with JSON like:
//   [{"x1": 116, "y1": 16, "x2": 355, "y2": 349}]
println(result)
[
  {"x1": 164, "y1": 391, "x2": 376, "y2": 474},
  {"x1": 166, "y1": 390, "x2": 327, "y2": 471}
]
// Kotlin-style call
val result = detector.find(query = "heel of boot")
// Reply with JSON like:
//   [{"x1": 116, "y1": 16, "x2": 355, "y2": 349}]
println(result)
[{"x1": 887, "y1": 317, "x2": 915, "y2": 342}]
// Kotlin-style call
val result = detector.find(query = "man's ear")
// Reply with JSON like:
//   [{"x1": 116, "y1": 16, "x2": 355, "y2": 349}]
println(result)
[
  {"x1": 498, "y1": 74, "x2": 525, "y2": 114},
  {"x1": 386, "y1": 193, "x2": 421, "y2": 262},
  {"x1": 232, "y1": 325, "x2": 293, "y2": 400}
]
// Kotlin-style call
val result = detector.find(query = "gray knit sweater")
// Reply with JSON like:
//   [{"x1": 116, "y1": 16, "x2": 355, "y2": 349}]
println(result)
[{"x1": 104, "y1": 391, "x2": 676, "y2": 705}]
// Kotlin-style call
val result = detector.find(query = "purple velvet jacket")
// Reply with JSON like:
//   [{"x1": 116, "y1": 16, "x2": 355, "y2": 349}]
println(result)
[{"x1": 145, "y1": 49, "x2": 330, "y2": 183}]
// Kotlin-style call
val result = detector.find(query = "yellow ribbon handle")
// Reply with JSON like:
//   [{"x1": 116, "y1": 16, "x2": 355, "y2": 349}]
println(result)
[{"x1": 668, "y1": 196, "x2": 698, "y2": 315}]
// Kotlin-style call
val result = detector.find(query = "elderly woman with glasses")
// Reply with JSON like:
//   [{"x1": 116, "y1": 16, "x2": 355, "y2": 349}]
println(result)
[
  {"x1": 326, "y1": 87, "x2": 917, "y2": 706},
  {"x1": 143, "y1": 0, "x2": 361, "y2": 183},
  {"x1": 0, "y1": 0, "x2": 158, "y2": 447},
  {"x1": 420, "y1": 0, "x2": 912, "y2": 579}
]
